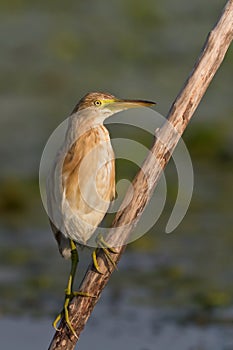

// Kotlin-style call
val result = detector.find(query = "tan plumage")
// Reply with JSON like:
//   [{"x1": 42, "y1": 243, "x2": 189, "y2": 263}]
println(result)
[{"x1": 62, "y1": 125, "x2": 115, "y2": 242}]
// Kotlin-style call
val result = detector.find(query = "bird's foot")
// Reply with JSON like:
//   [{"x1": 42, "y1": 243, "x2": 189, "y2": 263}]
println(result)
[
  {"x1": 53, "y1": 290, "x2": 93, "y2": 337},
  {"x1": 92, "y1": 234, "x2": 118, "y2": 273}
]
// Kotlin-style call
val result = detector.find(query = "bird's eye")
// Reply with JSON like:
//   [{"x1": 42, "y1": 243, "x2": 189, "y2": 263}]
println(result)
[{"x1": 94, "y1": 100, "x2": 102, "y2": 106}]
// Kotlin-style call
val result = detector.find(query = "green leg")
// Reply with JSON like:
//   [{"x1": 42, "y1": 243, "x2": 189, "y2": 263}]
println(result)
[
  {"x1": 92, "y1": 235, "x2": 118, "y2": 273},
  {"x1": 53, "y1": 240, "x2": 91, "y2": 337}
]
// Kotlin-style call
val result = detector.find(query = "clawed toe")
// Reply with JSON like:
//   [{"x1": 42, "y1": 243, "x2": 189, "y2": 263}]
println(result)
[{"x1": 92, "y1": 235, "x2": 118, "y2": 273}]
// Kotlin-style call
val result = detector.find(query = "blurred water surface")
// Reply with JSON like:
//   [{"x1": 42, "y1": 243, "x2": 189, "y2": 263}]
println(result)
[{"x1": 0, "y1": 0, "x2": 233, "y2": 349}]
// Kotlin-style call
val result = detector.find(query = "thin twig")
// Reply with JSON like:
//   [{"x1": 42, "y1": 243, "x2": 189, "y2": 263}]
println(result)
[{"x1": 48, "y1": 1, "x2": 233, "y2": 349}]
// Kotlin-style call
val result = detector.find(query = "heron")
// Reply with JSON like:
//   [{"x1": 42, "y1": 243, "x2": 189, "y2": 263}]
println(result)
[{"x1": 46, "y1": 92, "x2": 156, "y2": 336}]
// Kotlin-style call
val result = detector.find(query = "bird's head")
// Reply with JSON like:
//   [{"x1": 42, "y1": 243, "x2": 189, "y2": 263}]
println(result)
[{"x1": 72, "y1": 92, "x2": 156, "y2": 120}]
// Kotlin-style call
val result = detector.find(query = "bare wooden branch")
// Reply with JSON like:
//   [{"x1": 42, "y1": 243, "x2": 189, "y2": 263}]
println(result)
[{"x1": 48, "y1": 1, "x2": 233, "y2": 349}]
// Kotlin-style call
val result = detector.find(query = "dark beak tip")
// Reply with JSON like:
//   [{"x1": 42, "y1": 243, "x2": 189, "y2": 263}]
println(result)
[
  {"x1": 140, "y1": 100, "x2": 157, "y2": 106},
  {"x1": 145, "y1": 101, "x2": 157, "y2": 107}
]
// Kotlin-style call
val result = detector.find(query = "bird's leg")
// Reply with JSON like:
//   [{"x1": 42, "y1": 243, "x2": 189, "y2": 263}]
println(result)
[
  {"x1": 53, "y1": 240, "x2": 91, "y2": 337},
  {"x1": 92, "y1": 234, "x2": 118, "y2": 273}
]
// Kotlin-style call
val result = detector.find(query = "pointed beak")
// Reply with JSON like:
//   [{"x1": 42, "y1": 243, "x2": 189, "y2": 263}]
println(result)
[{"x1": 106, "y1": 98, "x2": 156, "y2": 112}]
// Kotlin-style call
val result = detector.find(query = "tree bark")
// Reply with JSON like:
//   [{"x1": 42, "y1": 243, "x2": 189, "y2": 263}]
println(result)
[{"x1": 48, "y1": 1, "x2": 233, "y2": 349}]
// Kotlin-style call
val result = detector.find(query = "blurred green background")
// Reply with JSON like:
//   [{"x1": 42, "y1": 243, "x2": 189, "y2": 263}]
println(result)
[{"x1": 0, "y1": 0, "x2": 233, "y2": 348}]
